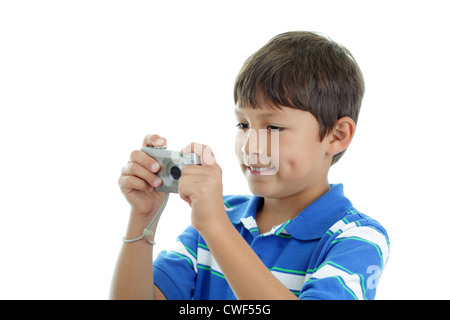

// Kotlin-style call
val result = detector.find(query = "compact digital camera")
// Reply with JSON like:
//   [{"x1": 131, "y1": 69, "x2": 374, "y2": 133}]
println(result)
[{"x1": 141, "y1": 146, "x2": 201, "y2": 193}]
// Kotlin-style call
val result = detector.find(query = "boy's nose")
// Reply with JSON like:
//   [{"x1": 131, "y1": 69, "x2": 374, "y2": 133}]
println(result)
[{"x1": 242, "y1": 129, "x2": 269, "y2": 165}]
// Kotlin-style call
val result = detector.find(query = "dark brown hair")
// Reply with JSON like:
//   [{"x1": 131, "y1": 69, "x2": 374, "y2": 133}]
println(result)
[{"x1": 234, "y1": 31, "x2": 365, "y2": 165}]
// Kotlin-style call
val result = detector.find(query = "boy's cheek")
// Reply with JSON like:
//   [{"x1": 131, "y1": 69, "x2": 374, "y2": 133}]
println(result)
[
  {"x1": 235, "y1": 135, "x2": 245, "y2": 165},
  {"x1": 235, "y1": 147, "x2": 244, "y2": 165}
]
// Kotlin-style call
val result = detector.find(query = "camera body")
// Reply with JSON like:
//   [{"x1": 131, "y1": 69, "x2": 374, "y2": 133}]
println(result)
[{"x1": 141, "y1": 146, "x2": 201, "y2": 193}]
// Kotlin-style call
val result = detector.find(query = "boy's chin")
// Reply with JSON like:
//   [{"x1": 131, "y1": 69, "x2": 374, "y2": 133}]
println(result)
[{"x1": 246, "y1": 180, "x2": 281, "y2": 198}]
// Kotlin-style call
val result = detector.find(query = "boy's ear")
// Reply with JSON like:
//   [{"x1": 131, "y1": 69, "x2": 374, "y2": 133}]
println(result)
[{"x1": 326, "y1": 116, "x2": 356, "y2": 156}]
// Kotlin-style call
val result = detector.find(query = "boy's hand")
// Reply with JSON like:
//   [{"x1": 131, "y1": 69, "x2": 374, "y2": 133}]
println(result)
[
  {"x1": 118, "y1": 134, "x2": 167, "y2": 218},
  {"x1": 178, "y1": 143, "x2": 226, "y2": 232}
]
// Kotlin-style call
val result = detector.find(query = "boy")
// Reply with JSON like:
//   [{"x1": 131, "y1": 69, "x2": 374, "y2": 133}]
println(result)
[{"x1": 111, "y1": 31, "x2": 389, "y2": 300}]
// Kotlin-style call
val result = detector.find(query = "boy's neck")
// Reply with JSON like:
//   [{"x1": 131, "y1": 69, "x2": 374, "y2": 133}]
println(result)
[{"x1": 256, "y1": 180, "x2": 330, "y2": 234}]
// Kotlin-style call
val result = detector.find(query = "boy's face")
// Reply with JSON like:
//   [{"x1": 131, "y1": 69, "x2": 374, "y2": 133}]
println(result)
[{"x1": 235, "y1": 104, "x2": 332, "y2": 199}]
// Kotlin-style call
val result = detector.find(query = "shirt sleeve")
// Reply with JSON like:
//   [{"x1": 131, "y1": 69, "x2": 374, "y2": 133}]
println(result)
[
  {"x1": 153, "y1": 225, "x2": 199, "y2": 300},
  {"x1": 299, "y1": 220, "x2": 390, "y2": 300}
]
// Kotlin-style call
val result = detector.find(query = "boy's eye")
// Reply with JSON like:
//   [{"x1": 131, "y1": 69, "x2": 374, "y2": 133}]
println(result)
[
  {"x1": 268, "y1": 125, "x2": 283, "y2": 131},
  {"x1": 236, "y1": 123, "x2": 249, "y2": 130}
]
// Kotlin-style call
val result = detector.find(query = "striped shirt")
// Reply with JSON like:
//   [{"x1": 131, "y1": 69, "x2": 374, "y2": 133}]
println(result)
[{"x1": 153, "y1": 184, "x2": 390, "y2": 300}]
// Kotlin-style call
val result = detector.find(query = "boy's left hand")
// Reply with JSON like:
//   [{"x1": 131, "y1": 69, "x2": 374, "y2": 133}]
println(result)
[{"x1": 178, "y1": 143, "x2": 226, "y2": 232}]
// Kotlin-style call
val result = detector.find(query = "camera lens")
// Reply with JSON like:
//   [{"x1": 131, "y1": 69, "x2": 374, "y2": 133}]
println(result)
[{"x1": 170, "y1": 165, "x2": 182, "y2": 180}]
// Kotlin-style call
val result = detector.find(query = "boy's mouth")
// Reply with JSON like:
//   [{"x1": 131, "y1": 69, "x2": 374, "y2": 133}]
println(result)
[{"x1": 246, "y1": 165, "x2": 277, "y2": 175}]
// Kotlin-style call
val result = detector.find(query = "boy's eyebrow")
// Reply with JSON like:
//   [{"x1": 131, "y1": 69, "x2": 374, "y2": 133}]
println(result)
[{"x1": 234, "y1": 108, "x2": 279, "y2": 118}]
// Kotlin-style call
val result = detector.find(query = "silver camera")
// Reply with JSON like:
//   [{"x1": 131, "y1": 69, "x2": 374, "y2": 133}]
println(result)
[{"x1": 141, "y1": 146, "x2": 201, "y2": 193}]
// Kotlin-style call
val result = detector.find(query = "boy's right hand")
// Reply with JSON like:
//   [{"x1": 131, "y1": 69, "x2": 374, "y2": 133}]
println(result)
[{"x1": 118, "y1": 134, "x2": 167, "y2": 218}]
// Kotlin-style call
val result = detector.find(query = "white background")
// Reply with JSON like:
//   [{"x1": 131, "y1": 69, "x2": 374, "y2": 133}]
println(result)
[{"x1": 1, "y1": 0, "x2": 449, "y2": 299}]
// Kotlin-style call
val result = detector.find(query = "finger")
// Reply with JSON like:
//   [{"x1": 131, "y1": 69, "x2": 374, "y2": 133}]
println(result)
[
  {"x1": 118, "y1": 174, "x2": 152, "y2": 192},
  {"x1": 122, "y1": 161, "x2": 162, "y2": 188},
  {"x1": 178, "y1": 169, "x2": 205, "y2": 184},
  {"x1": 181, "y1": 164, "x2": 210, "y2": 176},
  {"x1": 178, "y1": 176, "x2": 211, "y2": 203},
  {"x1": 181, "y1": 142, "x2": 216, "y2": 166},
  {"x1": 181, "y1": 167, "x2": 222, "y2": 192},
  {"x1": 130, "y1": 150, "x2": 160, "y2": 173},
  {"x1": 178, "y1": 187, "x2": 192, "y2": 207},
  {"x1": 142, "y1": 134, "x2": 167, "y2": 148},
  {"x1": 177, "y1": 178, "x2": 194, "y2": 206}
]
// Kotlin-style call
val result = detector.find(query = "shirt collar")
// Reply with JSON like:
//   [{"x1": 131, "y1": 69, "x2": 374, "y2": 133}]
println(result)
[
  {"x1": 228, "y1": 184, "x2": 352, "y2": 240},
  {"x1": 227, "y1": 195, "x2": 260, "y2": 225},
  {"x1": 285, "y1": 184, "x2": 353, "y2": 240}
]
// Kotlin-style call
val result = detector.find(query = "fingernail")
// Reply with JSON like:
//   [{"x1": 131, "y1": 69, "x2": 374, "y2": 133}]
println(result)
[
  {"x1": 151, "y1": 163, "x2": 160, "y2": 172},
  {"x1": 155, "y1": 138, "x2": 165, "y2": 145},
  {"x1": 154, "y1": 177, "x2": 162, "y2": 187}
]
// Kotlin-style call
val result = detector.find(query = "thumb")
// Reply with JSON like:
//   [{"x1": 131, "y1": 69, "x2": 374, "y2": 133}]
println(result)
[{"x1": 181, "y1": 143, "x2": 217, "y2": 166}]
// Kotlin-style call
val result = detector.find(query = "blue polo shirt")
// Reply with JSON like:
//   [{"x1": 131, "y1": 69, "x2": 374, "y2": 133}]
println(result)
[{"x1": 153, "y1": 184, "x2": 390, "y2": 300}]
